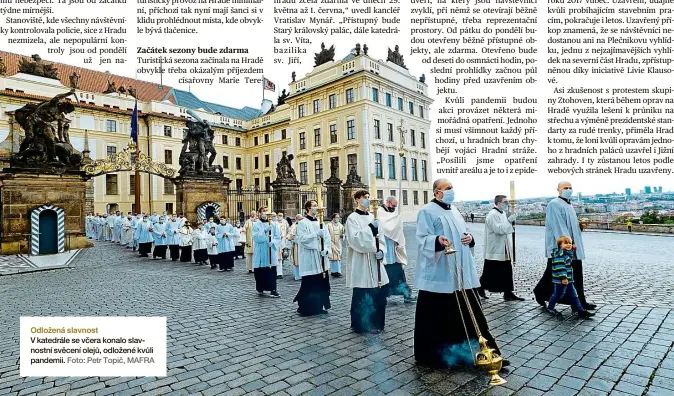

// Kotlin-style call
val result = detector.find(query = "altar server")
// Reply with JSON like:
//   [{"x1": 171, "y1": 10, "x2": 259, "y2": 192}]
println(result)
[
  {"x1": 216, "y1": 218, "x2": 237, "y2": 271},
  {"x1": 85, "y1": 214, "x2": 94, "y2": 239},
  {"x1": 244, "y1": 211, "x2": 257, "y2": 273},
  {"x1": 113, "y1": 212, "x2": 124, "y2": 243},
  {"x1": 252, "y1": 206, "x2": 282, "y2": 297},
  {"x1": 131, "y1": 214, "x2": 141, "y2": 251},
  {"x1": 192, "y1": 223, "x2": 209, "y2": 265},
  {"x1": 121, "y1": 214, "x2": 133, "y2": 247},
  {"x1": 345, "y1": 190, "x2": 388, "y2": 334},
  {"x1": 97, "y1": 215, "x2": 106, "y2": 242},
  {"x1": 293, "y1": 201, "x2": 332, "y2": 316},
  {"x1": 379, "y1": 197, "x2": 415, "y2": 302},
  {"x1": 206, "y1": 227, "x2": 219, "y2": 269},
  {"x1": 179, "y1": 222, "x2": 194, "y2": 262},
  {"x1": 149, "y1": 212, "x2": 159, "y2": 224},
  {"x1": 327, "y1": 213, "x2": 345, "y2": 277},
  {"x1": 480, "y1": 194, "x2": 523, "y2": 301},
  {"x1": 204, "y1": 217, "x2": 217, "y2": 233},
  {"x1": 287, "y1": 214, "x2": 303, "y2": 281},
  {"x1": 276, "y1": 212, "x2": 288, "y2": 278},
  {"x1": 414, "y1": 179, "x2": 508, "y2": 369},
  {"x1": 152, "y1": 217, "x2": 168, "y2": 259},
  {"x1": 166, "y1": 216, "x2": 181, "y2": 261},
  {"x1": 135, "y1": 215, "x2": 154, "y2": 258},
  {"x1": 106, "y1": 212, "x2": 116, "y2": 241}
]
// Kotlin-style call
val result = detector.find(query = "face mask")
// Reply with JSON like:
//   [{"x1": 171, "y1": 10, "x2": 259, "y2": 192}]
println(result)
[
  {"x1": 272, "y1": 217, "x2": 277, "y2": 222},
  {"x1": 561, "y1": 189, "x2": 573, "y2": 199},
  {"x1": 143, "y1": 218, "x2": 148, "y2": 222},
  {"x1": 260, "y1": 214, "x2": 267, "y2": 220},
  {"x1": 333, "y1": 218, "x2": 340, "y2": 223},
  {"x1": 442, "y1": 190, "x2": 455, "y2": 204},
  {"x1": 361, "y1": 198, "x2": 370, "y2": 208}
]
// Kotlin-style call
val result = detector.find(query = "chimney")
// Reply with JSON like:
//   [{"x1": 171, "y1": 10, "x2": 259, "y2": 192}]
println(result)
[{"x1": 261, "y1": 98, "x2": 273, "y2": 114}]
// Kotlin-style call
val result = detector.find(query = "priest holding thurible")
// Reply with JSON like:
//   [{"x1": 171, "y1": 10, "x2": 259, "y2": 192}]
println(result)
[{"x1": 414, "y1": 179, "x2": 508, "y2": 369}]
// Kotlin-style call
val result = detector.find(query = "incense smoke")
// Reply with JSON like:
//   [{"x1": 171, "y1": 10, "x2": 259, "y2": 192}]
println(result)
[
  {"x1": 358, "y1": 293, "x2": 376, "y2": 331},
  {"x1": 440, "y1": 340, "x2": 480, "y2": 367},
  {"x1": 391, "y1": 282, "x2": 411, "y2": 298}
]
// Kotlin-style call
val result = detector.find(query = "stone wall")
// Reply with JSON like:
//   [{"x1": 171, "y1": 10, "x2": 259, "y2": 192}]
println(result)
[{"x1": 467, "y1": 216, "x2": 674, "y2": 234}]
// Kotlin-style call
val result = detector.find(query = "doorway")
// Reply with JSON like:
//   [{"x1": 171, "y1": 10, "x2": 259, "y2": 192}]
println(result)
[
  {"x1": 205, "y1": 205, "x2": 215, "y2": 220},
  {"x1": 38, "y1": 209, "x2": 58, "y2": 254}
]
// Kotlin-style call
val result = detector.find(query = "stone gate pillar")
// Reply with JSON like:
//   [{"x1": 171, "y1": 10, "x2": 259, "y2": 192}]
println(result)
[
  {"x1": 272, "y1": 180, "x2": 301, "y2": 219},
  {"x1": 174, "y1": 175, "x2": 229, "y2": 224},
  {"x1": 0, "y1": 169, "x2": 90, "y2": 254},
  {"x1": 271, "y1": 152, "x2": 302, "y2": 218},
  {"x1": 342, "y1": 166, "x2": 367, "y2": 222},
  {"x1": 324, "y1": 158, "x2": 342, "y2": 219}
]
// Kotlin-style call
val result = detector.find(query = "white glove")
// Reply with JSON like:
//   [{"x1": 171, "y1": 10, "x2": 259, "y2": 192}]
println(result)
[
  {"x1": 508, "y1": 213, "x2": 517, "y2": 223},
  {"x1": 375, "y1": 250, "x2": 384, "y2": 260},
  {"x1": 370, "y1": 220, "x2": 379, "y2": 229}
]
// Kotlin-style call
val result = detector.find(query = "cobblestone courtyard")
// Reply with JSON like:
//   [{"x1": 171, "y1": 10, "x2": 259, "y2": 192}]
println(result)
[{"x1": 1, "y1": 225, "x2": 674, "y2": 396}]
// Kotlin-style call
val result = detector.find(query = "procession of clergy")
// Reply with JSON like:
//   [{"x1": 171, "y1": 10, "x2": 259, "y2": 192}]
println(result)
[{"x1": 84, "y1": 178, "x2": 597, "y2": 370}]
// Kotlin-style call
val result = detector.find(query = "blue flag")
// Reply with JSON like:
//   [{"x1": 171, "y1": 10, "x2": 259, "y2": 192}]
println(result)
[{"x1": 130, "y1": 100, "x2": 138, "y2": 143}]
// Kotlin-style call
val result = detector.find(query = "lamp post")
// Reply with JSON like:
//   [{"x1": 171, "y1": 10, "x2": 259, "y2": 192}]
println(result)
[{"x1": 397, "y1": 119, "x2": 406, "y2": 215}]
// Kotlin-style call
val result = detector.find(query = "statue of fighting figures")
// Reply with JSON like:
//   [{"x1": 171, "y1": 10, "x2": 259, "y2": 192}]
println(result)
[
  {"x1": 12, "y1": 88, "x2": 83, "y2": 166},
  {"x1": 179, "y1": 118, "x2": 220, "y2": 175},
  {"x1": 275, "y1": 152, "x2": 297, "y2": 182}
]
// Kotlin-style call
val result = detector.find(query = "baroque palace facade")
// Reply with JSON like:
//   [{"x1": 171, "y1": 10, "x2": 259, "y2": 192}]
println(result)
[{"x1": 0, "y1": 47, "x2": 432, "y2": 222}]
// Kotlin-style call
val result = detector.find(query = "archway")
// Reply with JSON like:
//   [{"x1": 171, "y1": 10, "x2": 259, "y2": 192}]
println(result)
[
  {"x1": 30, "y1": 204, "x2": 65, "y2": 255},
  {"x1": 196, "y1": 202, "x2": 221, "y2": 222}
]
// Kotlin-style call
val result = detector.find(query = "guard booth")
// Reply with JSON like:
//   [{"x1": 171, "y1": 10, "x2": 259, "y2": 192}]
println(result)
[{"x1": 31, "y1": 204, "x2": 65, "y2": 255}]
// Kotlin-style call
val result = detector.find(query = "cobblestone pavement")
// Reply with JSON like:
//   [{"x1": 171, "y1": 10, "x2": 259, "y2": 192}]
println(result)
[
  {"x1": 0, "y1": 256, "x2": 34, "y2": 274},
  {"x1": 1, "y1": 225, "x2": 674, "y2": 396}
]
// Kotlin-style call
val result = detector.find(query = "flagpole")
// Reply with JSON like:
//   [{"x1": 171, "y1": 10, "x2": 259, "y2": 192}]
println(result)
[{"x1": 133, "y1": 98, "x2": 141, "y2": 214}]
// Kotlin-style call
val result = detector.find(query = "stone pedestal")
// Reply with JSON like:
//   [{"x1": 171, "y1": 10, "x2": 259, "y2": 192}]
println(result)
[
  {"x1": 271, "y1": 179, "x2": 301, "y2": 219},
  {"x1": 342, "y1": 181, "x2": 368, "y2": 222},
  {"x1": 324, "y1": 178, "x2": 342, "y2": 219},
  {"x1": 0, "y1": 169, "x2": 91, "y2": 254},
  {"x1": 174, "y1": 175, "x2": 231, "y2": 224}
]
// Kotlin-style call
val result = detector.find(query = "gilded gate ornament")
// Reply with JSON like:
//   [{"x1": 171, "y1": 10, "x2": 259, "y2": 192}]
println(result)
[{"x1": 82, "y1": 142, "x2": 176, "y2": 178}]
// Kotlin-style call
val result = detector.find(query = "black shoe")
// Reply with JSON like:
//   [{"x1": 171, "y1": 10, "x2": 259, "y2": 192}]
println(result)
[
  {"x1": 331, "y1": 273, "x2": 342, "y2": 278},
  {"x1": 277, "y1": 275, "x2": 283, "y2": 279},
  {"x1": 577, "y1": 310, "x2": 595, "y2": 319},
  {"x1": 583, "y1": 303, "x2": 597, "y2": 310},
  {"x1": 217, "y1": 269, "x2": 225, "y2": 272},
  {"x1": 320, "y1": 310, "x2": 328, "y2": 314},
  {"x1": 502, "y1": 359, "x2": 510, "y2": 367},
  {"x1": 536, "y1": 298, "x2": 547, "y2": 307},
  {"x1": 249, "y1": 270, "x2": 253, "y2": 274},
  {"x1": 477, "y1": 289, "x2": 488, "y2": 299},
  {"x1": 504, "y1": 293, "x2": 525, "y2": 301},
  {"x1": 404, "y1": 296, "x2": 417, "y2": 303},
  {"x1": 270, "y1": 291, "x2": 280, "y2": 298}
]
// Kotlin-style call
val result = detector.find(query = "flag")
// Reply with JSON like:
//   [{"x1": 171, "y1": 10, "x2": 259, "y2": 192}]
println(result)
[
  {"x1": 263, "y1": 77, "x2": 276, "y2": 92},
  {"x1": 130, "y1": 100, "x2": 138, "y2": 143}
]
